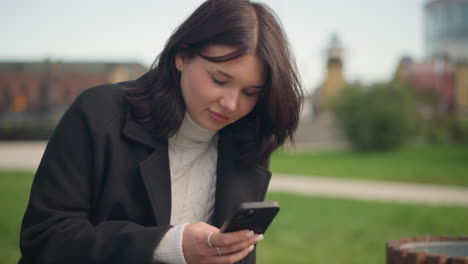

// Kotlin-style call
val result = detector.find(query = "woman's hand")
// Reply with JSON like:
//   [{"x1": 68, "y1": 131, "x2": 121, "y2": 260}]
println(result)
[{"x1": 182, "y1": 222, "x2": 264, "y2": 264}]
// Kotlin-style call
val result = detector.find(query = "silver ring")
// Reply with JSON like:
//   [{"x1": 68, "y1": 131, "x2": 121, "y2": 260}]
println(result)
[
  {"x1": 216, "y1": 246, "x2": 222, "y2": 256},
  {"x1": 207, "y1": 232, "x2": 214, "y2": 247}
]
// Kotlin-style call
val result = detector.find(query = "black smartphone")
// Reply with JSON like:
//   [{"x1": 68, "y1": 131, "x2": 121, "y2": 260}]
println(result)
[{"x1": 220, "y1": 201, "x2": 280, "y2": 234}]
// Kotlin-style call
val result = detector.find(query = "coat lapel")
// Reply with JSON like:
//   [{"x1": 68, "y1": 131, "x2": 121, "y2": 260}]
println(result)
[
  {"x1": 139, "y1": 145, "x2": 171, "y2": 226},
  {"x1": 122, "y1": 111, "x2": 171, "y2": 226},
  {"x1": 212, "y1": 133, "x2": 272, "y2": 228}
]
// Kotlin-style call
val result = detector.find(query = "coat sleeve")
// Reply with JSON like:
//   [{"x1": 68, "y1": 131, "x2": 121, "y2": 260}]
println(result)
[{"x1": 19, "y1": 86, "x2": 171, "y2": 264}]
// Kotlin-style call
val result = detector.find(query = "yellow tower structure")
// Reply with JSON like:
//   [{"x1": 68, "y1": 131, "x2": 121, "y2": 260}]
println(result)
[
  {"x1": 318, "y1": 34, "x2": 346, "y2": 111},
  {"x1": 393, "y1": 57, "x2": 413, "y2": 85}
]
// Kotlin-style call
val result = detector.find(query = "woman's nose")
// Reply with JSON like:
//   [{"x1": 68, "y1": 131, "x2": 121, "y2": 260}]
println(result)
[{"x1": 219, "y1": 90, "x2": 239, "y2": 112}]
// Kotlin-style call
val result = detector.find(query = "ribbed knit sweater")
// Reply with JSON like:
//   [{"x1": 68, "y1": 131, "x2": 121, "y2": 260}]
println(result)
[{"x1": 153, "y1": 113, "x2": 218, "y2": 263}]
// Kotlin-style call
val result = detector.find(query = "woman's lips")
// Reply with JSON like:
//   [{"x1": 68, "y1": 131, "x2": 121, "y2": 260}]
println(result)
[{"x1": 208, "y1": 110, "x2": 230, "y2": 123}]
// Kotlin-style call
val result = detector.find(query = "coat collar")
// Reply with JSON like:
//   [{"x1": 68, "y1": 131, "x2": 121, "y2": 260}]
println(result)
[
  {"x1": 120, "y1": 73, "x2": 162, "y2": 150},
  {"x1": 122, "y1": 111, "x2": 160, "y2": 150}
]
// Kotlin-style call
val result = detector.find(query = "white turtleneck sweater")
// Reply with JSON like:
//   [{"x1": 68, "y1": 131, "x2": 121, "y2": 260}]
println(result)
[{"x1": 153, "y1": 113, "x2": 218, "y2": 263}]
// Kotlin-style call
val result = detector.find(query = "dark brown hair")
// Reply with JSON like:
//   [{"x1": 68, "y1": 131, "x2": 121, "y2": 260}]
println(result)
[{"x1": 124, "y1": 0, "x2": 302, "y2": 163}]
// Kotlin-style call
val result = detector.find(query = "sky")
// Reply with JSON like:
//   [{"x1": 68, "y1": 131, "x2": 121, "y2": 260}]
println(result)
[{"x1": 2, "y1": 0, "x2": 428, "y2": 93}]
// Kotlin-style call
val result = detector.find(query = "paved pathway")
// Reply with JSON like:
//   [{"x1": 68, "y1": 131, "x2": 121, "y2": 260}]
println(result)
[
  {"x1": 0, "y1": 141, "x2": 45, "y2": 170},
  {"x1": 1, "y1": 141, "x2": 468, "y2": 207},
  {"x1": 269, "y1": 175, "x2": 468, "y2": 207}
]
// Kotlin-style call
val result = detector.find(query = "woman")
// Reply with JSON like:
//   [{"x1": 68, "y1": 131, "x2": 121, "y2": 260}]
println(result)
[{"x1": 19, "y1": 0, "x2": 302, "y2": 263}]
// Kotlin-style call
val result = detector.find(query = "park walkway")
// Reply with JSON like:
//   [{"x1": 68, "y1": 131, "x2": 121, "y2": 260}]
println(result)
[
  {"x1": 1, "y1": 141, "x2": 468, "y2": 207},
  {"x1": 269, "y1": 175, "x2": 468, "y2": 207}
]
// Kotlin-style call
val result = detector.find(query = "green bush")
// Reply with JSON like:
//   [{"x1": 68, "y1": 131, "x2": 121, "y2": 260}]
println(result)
[
  {"x1": 423, "y1": 117, "x2": 454, "y2": 144},
  {"x1": 452, "y1": 117, "x2": 468, "y2": 144},
  {"x1": 332, "y1": 82, "x2": 417, "y2": 151}
]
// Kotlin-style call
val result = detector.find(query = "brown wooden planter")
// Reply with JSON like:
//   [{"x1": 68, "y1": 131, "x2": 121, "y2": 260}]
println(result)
[{"x1": 387, "y1": 236, "x2": 468, "y2": 264}]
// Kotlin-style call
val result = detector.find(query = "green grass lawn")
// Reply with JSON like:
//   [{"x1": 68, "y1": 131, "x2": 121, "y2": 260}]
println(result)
[
  {"x1": 271, "y1": 144, "x2": 468, "y2": 187},
  {"x1": 2, "y1": 170, "x2": 468, "y2": 264},
  {"x1": 0, "y1": 171, "x2": 32, "y2": 264},
  {"x1": 258, "y1": 192, "x2": 468, "y2": 264}
]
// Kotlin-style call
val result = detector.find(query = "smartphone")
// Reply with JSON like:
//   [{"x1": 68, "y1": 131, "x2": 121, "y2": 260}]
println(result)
[{"x1": 220, "y1": 201, "x2": 280, "y2": 234}]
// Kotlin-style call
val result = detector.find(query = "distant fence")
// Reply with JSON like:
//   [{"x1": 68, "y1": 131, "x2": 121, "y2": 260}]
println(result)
[{"x1": 0, "y1": 111, "x2": 63, "y2": 140}]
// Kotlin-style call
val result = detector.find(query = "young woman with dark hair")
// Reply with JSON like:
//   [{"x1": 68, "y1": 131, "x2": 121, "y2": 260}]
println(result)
[{"x1": 19, "y1": 0, "x2": 302, "y2": 263}]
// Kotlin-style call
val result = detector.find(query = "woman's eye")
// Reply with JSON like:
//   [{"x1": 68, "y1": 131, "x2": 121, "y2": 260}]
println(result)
[
  {"x1": 212, "y1": 77, "x2": 226, "y2": 86},
  {"x1": 243, "y1": 90, "x2": 259, "y2": 97}
]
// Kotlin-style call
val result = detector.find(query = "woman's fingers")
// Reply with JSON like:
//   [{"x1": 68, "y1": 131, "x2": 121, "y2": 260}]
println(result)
[
  {"x1": 209, "y1": 229, "x2": 255, "y2": 247},
  {"x1": 182, "y1": 222, "x2": 265, "y2": 264},
  {"x1": 213, "y1": 234, "x2": 264, "y2": 255}
]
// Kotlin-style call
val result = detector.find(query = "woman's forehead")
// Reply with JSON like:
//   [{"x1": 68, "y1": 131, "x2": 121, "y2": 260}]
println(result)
[{"x1": 202, "y1": 45, "x2": 234, "y2": 55}]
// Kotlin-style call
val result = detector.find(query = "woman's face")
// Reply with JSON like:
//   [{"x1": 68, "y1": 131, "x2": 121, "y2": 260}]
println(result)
[{"x1": 176, "y1": 45, "x2": 266, "y2": 132}]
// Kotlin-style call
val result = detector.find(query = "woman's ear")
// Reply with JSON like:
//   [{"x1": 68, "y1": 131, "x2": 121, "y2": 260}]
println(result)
[{"x1": 175, "y1": 52, "x2": 186, "y2": 72}]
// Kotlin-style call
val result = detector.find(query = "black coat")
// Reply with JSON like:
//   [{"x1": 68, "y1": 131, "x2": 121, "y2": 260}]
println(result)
[{"x1": 19, "y1": 79, "x2": 272, "y2": 264}]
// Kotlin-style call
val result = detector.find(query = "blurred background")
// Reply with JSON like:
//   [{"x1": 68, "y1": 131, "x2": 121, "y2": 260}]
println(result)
[{"x1": 1, "y1": 0, "x2": 467, "y2": 263}]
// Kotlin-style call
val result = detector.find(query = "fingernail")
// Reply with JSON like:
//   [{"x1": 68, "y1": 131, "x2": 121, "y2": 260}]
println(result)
[
  {"x1": 248, "y1": 245, "x2": 255, "y2": 252},
  {"x1": 256, "y1": 234, "x2": 264, "y2": 242},
  {"x1": 246, "y1": 231, "x2": 254, "y2": 238}
]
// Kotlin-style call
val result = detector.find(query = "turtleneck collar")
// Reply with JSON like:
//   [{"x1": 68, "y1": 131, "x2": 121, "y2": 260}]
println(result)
[{"x1": 171, "y1": 112, "x2": 217, "y2": 145}]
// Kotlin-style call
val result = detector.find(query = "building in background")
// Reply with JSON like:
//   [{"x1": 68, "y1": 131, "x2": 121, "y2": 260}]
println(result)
[
  {"x1": 0, "y1": 60, "x2": 147, "y2": 139},
  {"x1": 0, "y1": 60, "x2": 147, "y2": 120},
  {"x1": 291, "y1": 34, "x2": 349, "y2": 151},
  {"x1": 312, "y1": 34, "x2": 347, "y2": 116},
  {"x1": 455, "y1": 63, "x2": 468, "y2": 115},
  {"x1": 424, "y1": 0, "x2": 468, "y2": 62},
  {"x1": 394, "y1": 0, "x2": 468, "y2": 117},
  {"x1": 394, "y1": 57, "x2": 456, "y2": 114}
]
